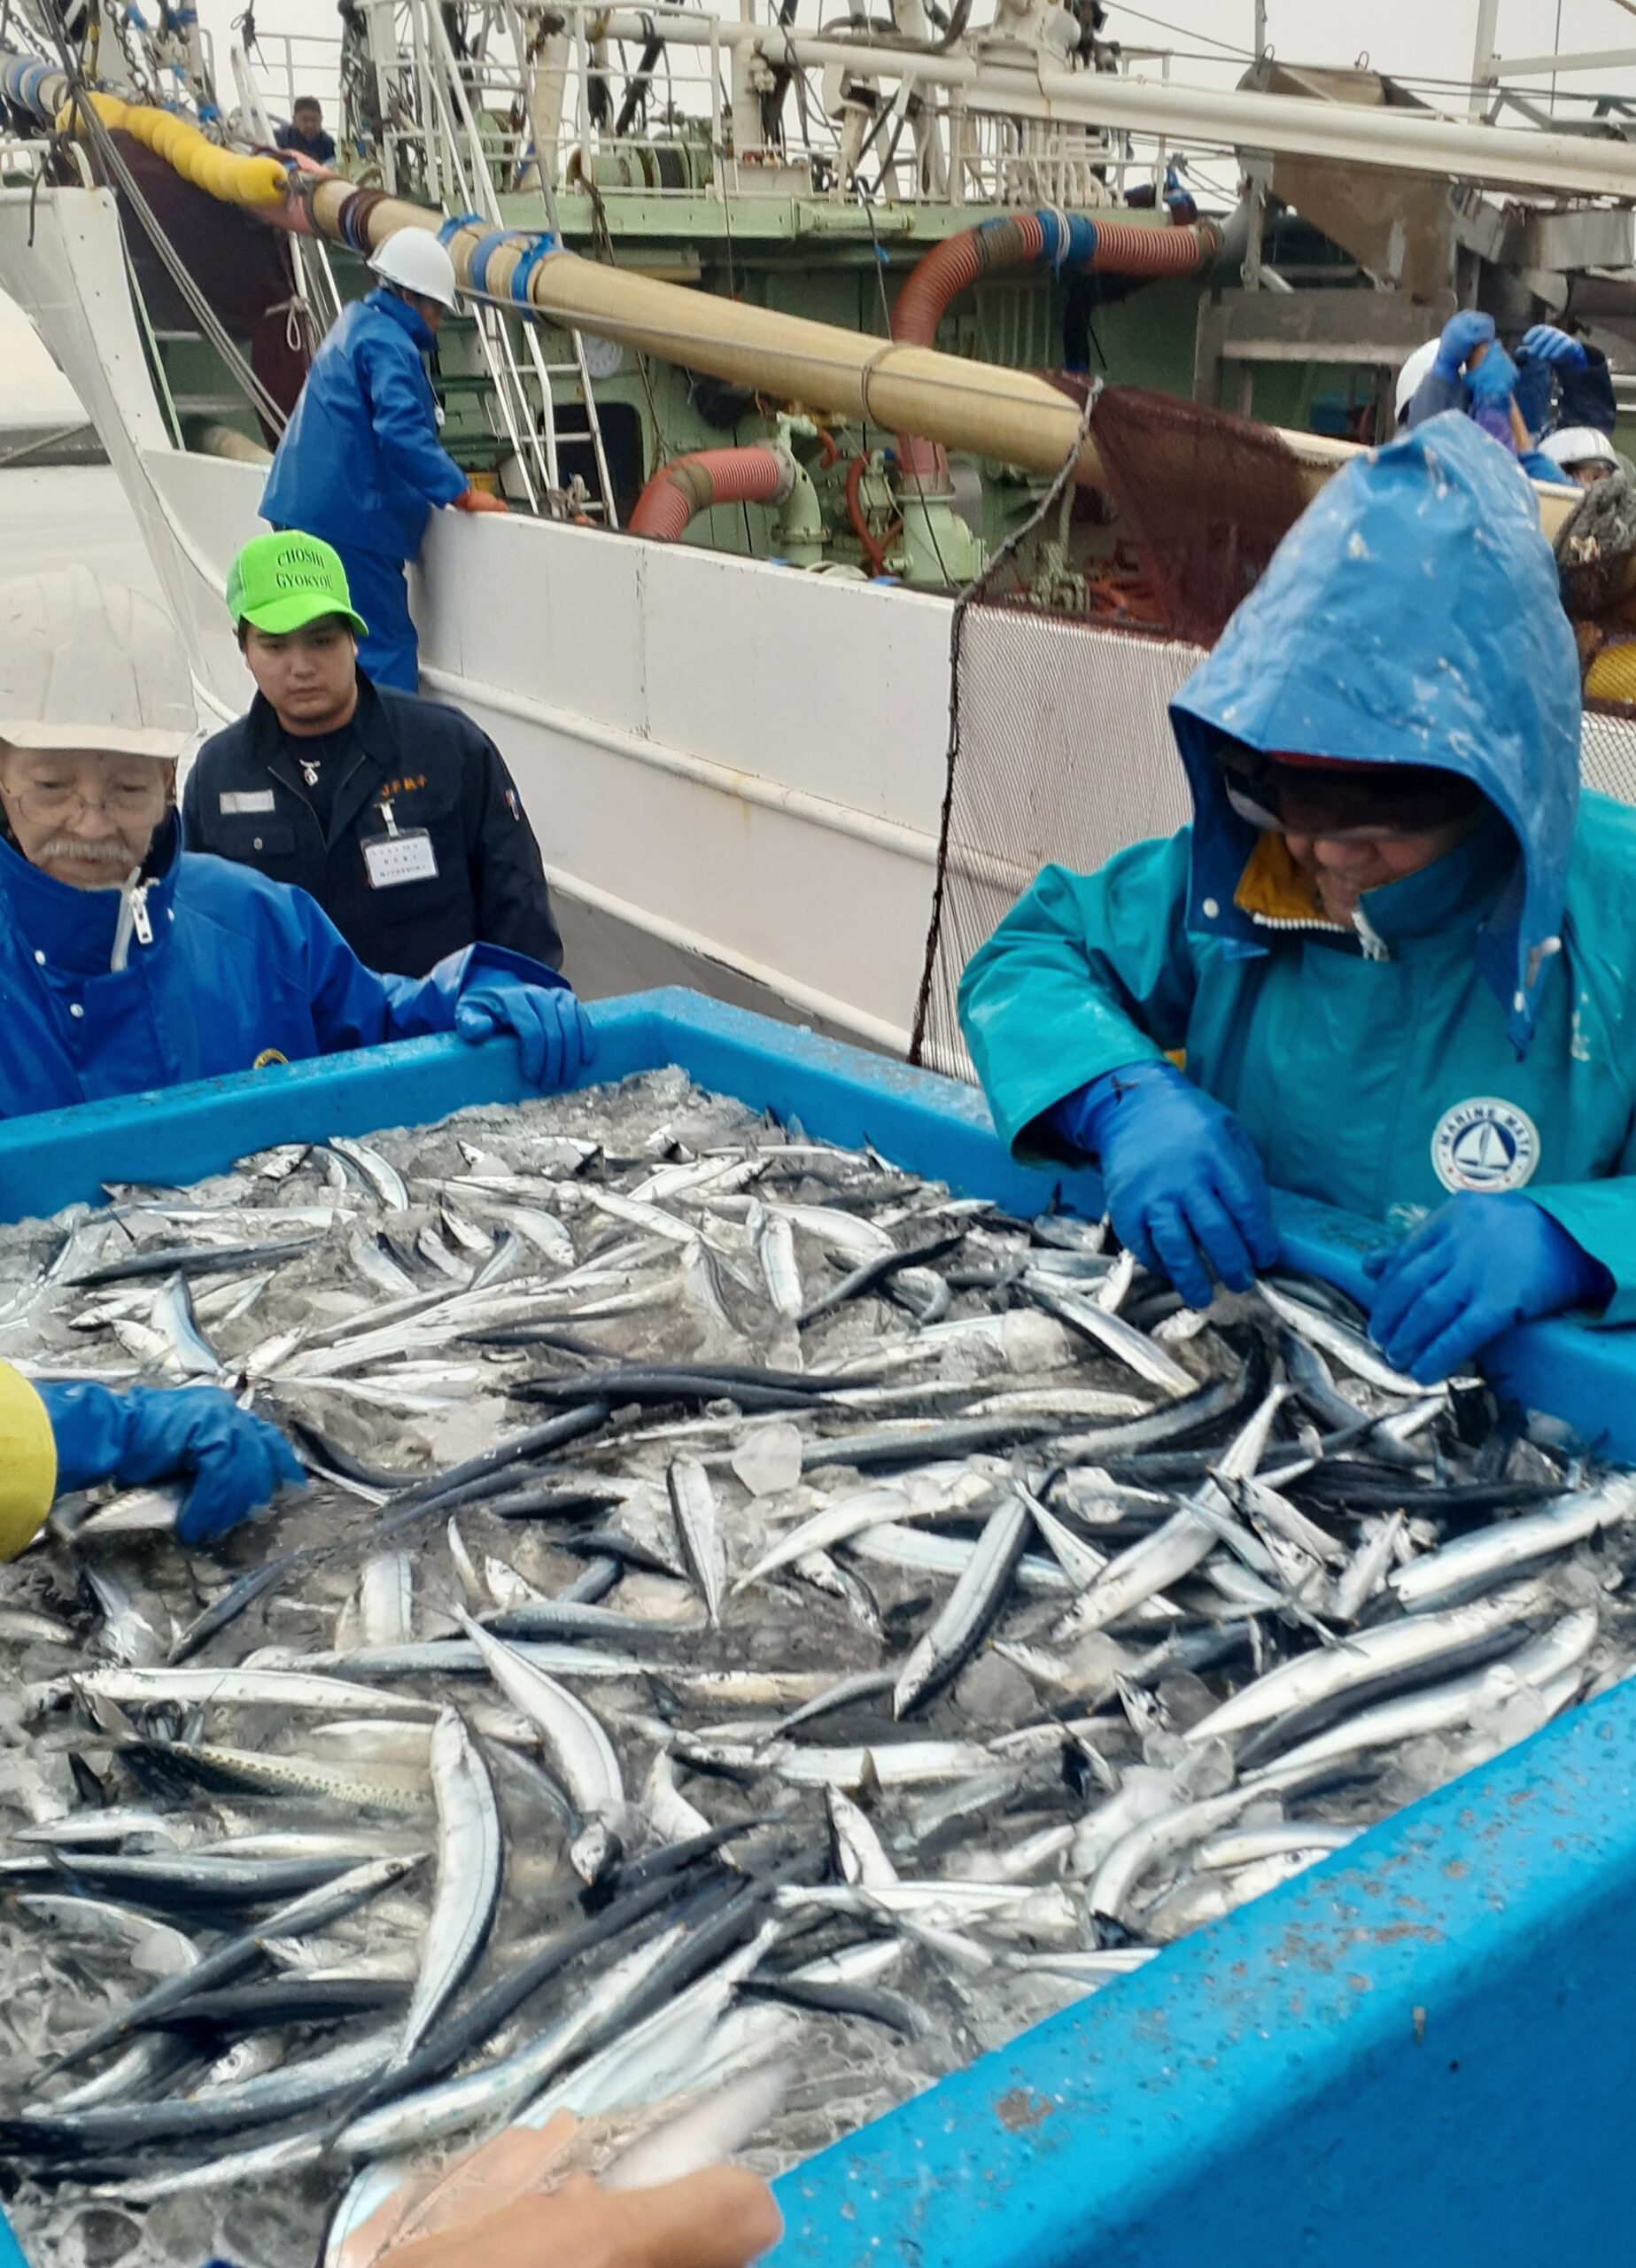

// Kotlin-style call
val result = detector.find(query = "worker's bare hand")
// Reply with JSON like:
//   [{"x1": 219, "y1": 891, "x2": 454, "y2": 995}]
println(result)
[{"x1": 376, "y1": 2165, "x2": 783, "y2": 2268}]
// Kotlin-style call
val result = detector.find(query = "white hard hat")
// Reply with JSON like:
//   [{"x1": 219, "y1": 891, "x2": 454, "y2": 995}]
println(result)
[
  {"x1": 0, "y1": 567, "x2": 196, "y2": 760},
  {"x1": 1394, "y1": 338, "x2": 1440, "y2": 424},
  {"x1": 1539, "y1": 424, "x2": 1619, "y2": 472},
  {"x1": 368, "y1": 229, "x2": 459, "y2": 310}
]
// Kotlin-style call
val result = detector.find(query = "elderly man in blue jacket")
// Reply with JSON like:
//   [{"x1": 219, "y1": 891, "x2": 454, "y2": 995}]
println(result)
[
  {"x1": 260, "y1": 230, "x2": 507, "y2": 690},
  {"x1": 0, "y1": 566, "x2": 592, "y2": 1119},
  {"x1": 960, "y1": 413, "x2": 1634, "y2": 1386}
]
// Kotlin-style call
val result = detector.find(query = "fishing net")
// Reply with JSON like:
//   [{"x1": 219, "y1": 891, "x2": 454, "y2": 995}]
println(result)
[
  {"x1": 911, "y1": 386, "x2": 1316, "y2": 1079},
  {"x1": 910, "y1": 603, "x2": 1201, "y2": 1082},
  {"x1": 911, "y1": 386, "x2": 1636, "y2": 1080},
  {"x1": 1580, "y1": 700, "x2": 1636, "y2": 804}
]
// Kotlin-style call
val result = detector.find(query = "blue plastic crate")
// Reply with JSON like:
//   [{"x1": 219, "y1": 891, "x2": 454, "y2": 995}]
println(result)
[{"x1": 0, "y1": 986, "x2": 1632, "y2": 2268}]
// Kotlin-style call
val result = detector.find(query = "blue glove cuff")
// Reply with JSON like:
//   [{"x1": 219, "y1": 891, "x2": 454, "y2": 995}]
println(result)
[
  {"x1": 1048, "y1": 1060, "x2": 1179, "y2": 1157},
  {"x1": 1555, "y1": 1224, "x2": 1615, "y2": 1315},
  {"x1": 33, "y1": 1379, "x2": 131, "y2": 1494}
]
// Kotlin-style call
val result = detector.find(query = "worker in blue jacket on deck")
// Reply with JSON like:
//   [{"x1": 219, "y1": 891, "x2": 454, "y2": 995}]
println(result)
[
  {"x1": 1399, "y1": 313, "x2": 1616, "y2": 480},
  {"x1": 0, "y1": 566, "x2": 593, "y2": 1121},
  {"x1": 260, "y1": 230, "x2": 508, "y2": 691},
  {"x1": 959, "y1": 412, "x2": 1633, "y2": 1386}
]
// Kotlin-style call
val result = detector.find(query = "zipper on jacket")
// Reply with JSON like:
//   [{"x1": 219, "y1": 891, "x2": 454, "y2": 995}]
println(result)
[
  {"x1": 329, "y1": 750, "x2": 368, "y2": 850},
  {"x1": 1247, "y1": 908, "x2": 1344, "y2": 939},
  {"x1": 110, "y1": 871, "x2": 151, "y2": 974},
  {"x1": 274, "y1": 747, "x2": 368, "y2": 851},
  {"x1": 1352, "y1": 905, "x2": 1391, "y2": 961}
]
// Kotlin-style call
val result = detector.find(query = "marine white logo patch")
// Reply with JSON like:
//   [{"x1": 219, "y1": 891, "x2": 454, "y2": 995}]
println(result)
[{"x1": 1431, "y1": 1099, "x2": 1540, "y2": 1193}]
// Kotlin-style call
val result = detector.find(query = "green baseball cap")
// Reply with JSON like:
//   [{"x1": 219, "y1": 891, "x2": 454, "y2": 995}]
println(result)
[{"x1": 226, "y1": 531, "x2": 368, "y2": 638}]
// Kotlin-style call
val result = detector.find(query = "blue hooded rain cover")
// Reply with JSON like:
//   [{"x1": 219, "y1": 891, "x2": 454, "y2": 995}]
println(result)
[{"x1": 1167, "y1": 411, "x2": 1582, "y2": 1053}]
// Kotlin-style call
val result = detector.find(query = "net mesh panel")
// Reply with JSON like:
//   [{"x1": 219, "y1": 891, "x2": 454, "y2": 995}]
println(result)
[
  {"x1": 1582, "y1": 703, "x2": 1636, "y2": 805},
  {"x1": 911, "y1": 385, "x2": 1636, "y2": 1082},
  {"x1": 912, "y1": 608, "x2": 1202, "y2": 1081},
  {"x1": 911, "y1": 387, "x2": 1316, "y2": 1079}
]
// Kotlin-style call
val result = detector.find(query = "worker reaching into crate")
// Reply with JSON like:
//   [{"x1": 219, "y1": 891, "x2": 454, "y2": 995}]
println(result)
[
  {"x1": 960, "y1": 411, "x2": 1633, "y2": 1387},
  {"x1": 0, "y1": 566, "x2": 593, "y2": 1120},
  {"x1": 0, "y1": 1361, "x2": 303, "y2": 1557}
]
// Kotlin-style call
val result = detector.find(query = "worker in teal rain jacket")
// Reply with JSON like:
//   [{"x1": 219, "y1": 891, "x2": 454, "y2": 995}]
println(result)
[
  {"x1": 260, "y1": 231, "x2": 508, "y2": 691},
  {"x1": 959, "y1": 410, "x2": 1634, "y2": 1386}
]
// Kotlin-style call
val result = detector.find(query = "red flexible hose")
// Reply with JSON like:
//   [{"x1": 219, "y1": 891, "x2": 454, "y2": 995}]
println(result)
[
  {"x1": 890, "y1": 226, "x2": 998, "y2": 351},
  {"x1": 889, "y1": 213, "x2": 1214, "y2": 484},
  {"x1": 628, "y1": 447, "x2": 790, "y2": 540},
  {"x1": 1083, "y1": 217, "x2": 1215, "y2": 276}
]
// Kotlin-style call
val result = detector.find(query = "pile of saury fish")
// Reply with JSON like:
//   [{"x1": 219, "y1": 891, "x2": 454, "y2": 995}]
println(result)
[{"x1": 0, "y1": 1069, "x2": 1631, "y2": 2268}]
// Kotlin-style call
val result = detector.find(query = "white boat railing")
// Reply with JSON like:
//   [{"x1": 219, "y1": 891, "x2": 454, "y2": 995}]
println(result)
[{"x1": 274, "y1": 0, "x2": 1181, "y2": 213}]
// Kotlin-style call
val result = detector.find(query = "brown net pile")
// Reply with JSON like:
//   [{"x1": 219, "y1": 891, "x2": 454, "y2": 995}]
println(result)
[{"x1": 1088, "y1": 385, "x2": 1321, "y2": 648}]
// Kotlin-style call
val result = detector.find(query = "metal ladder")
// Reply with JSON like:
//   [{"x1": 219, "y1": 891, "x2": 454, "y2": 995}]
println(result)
[
  {"x1": 497, "y1": 0, "x2": 618, "y2": 522},
  {"x1": 423, "y1": 0, "x2": 616, "y2": 521}
]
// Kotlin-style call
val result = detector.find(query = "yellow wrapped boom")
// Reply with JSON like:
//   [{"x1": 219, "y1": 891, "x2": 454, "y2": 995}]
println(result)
[{"x1": 58, "y1": 89, "x2": 287, "y2": 208}]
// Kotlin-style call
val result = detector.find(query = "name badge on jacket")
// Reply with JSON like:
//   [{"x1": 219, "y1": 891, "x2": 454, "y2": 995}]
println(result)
[
  {"x1": 220, "y1": 790, "x2": 277, "y2": 815},
  {"x1": 364, "y1": 831, "x2": 439, "y2": 889}
]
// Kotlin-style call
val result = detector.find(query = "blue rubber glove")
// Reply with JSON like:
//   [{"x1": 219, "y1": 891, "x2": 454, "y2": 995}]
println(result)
[
  {"x1": 1466, "y1": 343, "x2": 1519, "y2": 408},
  {"x1": 1363, "y1": 1192, "x2": 1613, "y2": 1385},
  {"x1": 454, "y1": 977, "x2": 595, "y2": 1090},
  {"x1": 1434, "y1": 310, "x2": 1495, "y2": 380},
  {"x1": 1049, "y1": 1061, "x2": 1277, "y2": 1310},
  {"x1": 1466, "y1": 344, "x2": 1521, "y2": 453},
  {"x1": 35, "y1": 1381, "x2": 305, "y2": 1546},
  {"x1": 1519, "y1": 323, "x2": 1588, "y2": 369}
]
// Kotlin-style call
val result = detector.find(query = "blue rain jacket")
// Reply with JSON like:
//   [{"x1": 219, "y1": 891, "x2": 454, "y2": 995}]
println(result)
[
  {"x1": 960, "y1": 413, "x2": 1636, "y2": 1323},
  {"x1": 1407, "y1": 346, "x2": 1617, "y2": 482},
  {"x1": 0, "y1": 815, "x2": 565, "y2": 1121},
  {"x1": 261, "y1": 290, "x2": 469, "y2": 563}
]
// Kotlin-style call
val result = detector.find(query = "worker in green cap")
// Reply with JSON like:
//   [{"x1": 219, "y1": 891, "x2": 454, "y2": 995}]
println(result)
[{"x1": 183, "y1": 531, "x2": 562, "y2": 980}]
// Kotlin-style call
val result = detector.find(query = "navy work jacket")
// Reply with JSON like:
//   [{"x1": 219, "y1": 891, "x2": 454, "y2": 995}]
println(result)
[
  {"x1": 275, "y1": 121, "x2": 337, "y2": 165},
  {"x1": 0, "y1": 815, "x2": 562, "y2": 1121},
  {"x1": 183, "y1": 676, "x2": 563, "y2": 978}
]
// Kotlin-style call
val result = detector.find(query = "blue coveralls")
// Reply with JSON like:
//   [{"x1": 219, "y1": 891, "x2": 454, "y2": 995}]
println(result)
[
  {"x1": 261, "y1": 290, "x2": 469, "y2": 691},
  {"x1": 0, "y1": 815, "x2": 566, "y2": 1120},
  {"x1": 1405, "y1": 339, "x2": 1617, "y2": 485},
  {"x1": 959, "y1": 413, "x2": 1636, "y2": 1324}
]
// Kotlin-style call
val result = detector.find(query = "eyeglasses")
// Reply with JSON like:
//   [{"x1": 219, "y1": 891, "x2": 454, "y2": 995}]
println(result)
[
  {"x1": 0, "y1": 780, "x2": 167, "y2": 827},
  {"x1": 1216, "y1": 747, "x2": 1481, "y2": 844}
]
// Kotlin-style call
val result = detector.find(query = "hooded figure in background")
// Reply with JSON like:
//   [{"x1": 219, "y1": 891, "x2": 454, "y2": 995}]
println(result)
[{"x1": 960, "y1": 412, "x2": 1634, "y2": 1384}]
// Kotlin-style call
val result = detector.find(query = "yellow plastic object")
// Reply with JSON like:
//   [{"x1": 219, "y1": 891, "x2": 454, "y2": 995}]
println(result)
[
  {"x1": 0, "y1": 1363, "x2": 56, "y2": 1561},
  {"x1": 1586, "y1": 637, "x2": 1636, "y2": 705},
  {"x1": 57, "y1": 89, "x2": 287, "y2": 208}
]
